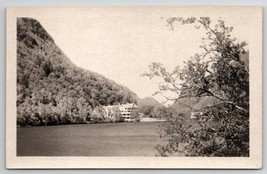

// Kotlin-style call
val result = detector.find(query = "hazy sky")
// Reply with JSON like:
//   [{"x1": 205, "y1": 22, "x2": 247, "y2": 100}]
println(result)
[{"x1": 16, "y1": 7, "x2": 250, "y2": 103}]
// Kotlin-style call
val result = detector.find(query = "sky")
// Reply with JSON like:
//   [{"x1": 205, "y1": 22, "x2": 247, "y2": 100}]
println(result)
[{"x1": 15, "y1": 7, "x2": 250, "y2": 103}]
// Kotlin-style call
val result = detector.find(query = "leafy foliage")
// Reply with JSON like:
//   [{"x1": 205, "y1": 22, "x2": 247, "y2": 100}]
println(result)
[
  {"x1": 17, "y1": 18, "x2": 137, "y2": 126},
  {"x1": 139, "y1": 105, "x2": 168, "y2": 120},
  {"x1": 143, "y1": 17, "x2": 249, "y2": 156}
]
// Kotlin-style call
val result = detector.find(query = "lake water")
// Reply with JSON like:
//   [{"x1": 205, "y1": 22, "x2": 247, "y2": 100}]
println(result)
[{"x1": 17, "y1": 122, "x2": 166, "y2": 156}]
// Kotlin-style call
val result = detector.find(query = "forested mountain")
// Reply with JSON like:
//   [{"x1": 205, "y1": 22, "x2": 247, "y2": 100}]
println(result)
[
  {"x1": 136, "y1": 97, "x2": 160, "y2": 107},
  {"x1": 171, "y1": 96, "x2": 220, "y2": 113},
  {"x1": 17, "y1": 18, "x2": 137, "y2": 126}
]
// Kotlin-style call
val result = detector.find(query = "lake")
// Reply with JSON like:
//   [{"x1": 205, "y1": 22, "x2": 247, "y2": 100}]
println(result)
[{"x1": 17, "y1": 122, "x2": 166, "y2": 156}]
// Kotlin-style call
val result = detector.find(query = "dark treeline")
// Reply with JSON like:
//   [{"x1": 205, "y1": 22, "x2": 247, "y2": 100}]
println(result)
[{"x1": 17, "y1": 18, "x2": 137, "y2": 126}]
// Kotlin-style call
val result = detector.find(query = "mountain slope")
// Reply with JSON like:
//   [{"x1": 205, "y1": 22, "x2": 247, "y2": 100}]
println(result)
[
  {"x1": 17, "y1": 18, "x2": 138, "y2": 126},
  {"x1": 136, "y1": 97, "x2": 160, "y2": 107},
  {"x1": 171, "y1": 96, "x2": 221, "y2": 114}
]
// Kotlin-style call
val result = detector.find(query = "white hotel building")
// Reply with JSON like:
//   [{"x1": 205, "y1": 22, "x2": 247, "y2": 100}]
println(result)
[{"x1": 103, "y1": 103, "x2": 138, "y2": 120}]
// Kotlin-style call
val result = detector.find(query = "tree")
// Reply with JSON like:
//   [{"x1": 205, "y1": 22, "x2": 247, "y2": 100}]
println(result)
[
  {"x1": 140, "y1": 105, "x2": 154, "y2": 118},
  {"x1": 143, "y1": 17, "x2": 249, "y2": 156},
  {"x1": 139, "y1": 105, "x2": 167, "y2": 119},
  {"x1": 77, "y1": 97, "x2": 92, "y2": 122},
  {"x1": 130, "y1": 108, "x2": 140, "y2": 122},
  {"x1": 91, "y1": 106, "x2": 105, "y2": 123},
  {"x1": 113, "y1": 107, "x2": 123, "y2": 122}
]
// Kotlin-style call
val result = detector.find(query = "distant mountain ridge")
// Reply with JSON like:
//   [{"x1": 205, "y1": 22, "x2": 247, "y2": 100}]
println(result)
[
  {"x1": 17, "y1": 18, "x2": 138, "y2": 125},
  {"x1": 136, "y1": 97, "x2": 161, "y2": 107},
  {"x1": 171, "y1": 96, "x2": 221, "y2": 113}
]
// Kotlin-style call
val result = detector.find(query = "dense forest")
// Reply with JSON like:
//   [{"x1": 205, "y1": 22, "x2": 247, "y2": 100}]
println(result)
[{"x1": 17, "y1": 18, "x2": 138, "y2": 126}]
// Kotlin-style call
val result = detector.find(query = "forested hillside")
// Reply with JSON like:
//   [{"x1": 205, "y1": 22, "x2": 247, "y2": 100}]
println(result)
[
  {"x1": 17, "y1": 18, "x2": 137, "y2": 126},
  {"x1": 136, "y1": 97, "x2": 160, "y2": 107}
]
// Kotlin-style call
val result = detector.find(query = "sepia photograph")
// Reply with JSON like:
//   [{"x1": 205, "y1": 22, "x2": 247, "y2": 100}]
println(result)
[{"x1": 6, "y1": 6, "x2": 262, "y2": 168}]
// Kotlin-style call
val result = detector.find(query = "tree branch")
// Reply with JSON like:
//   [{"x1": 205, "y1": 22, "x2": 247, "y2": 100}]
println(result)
[{"x1": 203, "y1": 89, "x2": 249, "y2": 113}]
